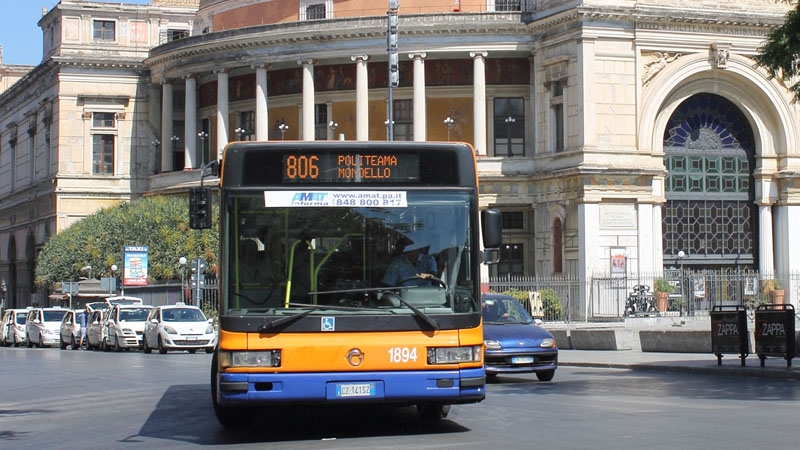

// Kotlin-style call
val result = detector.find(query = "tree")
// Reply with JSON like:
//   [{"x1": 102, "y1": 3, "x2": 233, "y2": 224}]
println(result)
[
  {"x1": 755, "y1": 3, "x2": 800, "y2": 102},
  {"x1": 35, "y1": 196, "x2": 218, "y2": 289}
]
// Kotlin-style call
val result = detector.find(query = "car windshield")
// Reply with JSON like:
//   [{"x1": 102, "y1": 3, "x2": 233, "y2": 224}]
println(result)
[
  {"x1": 16, "y1": 314, "x2": 26, "y2": 325},
  {"x1": 161, "y1": 308, "x2": 206, "y2": 322},
  {"x1": 43, "y1": 310, "x2": 68, "y2": 322},
  {"x1": 224, "y1": 190, "x2": 478, "y2": 316},
  {"x1": 87, "y1": 302, "x2": 108, "y2": 311},
  {"x1": 482, "y1": 297, "x2": 533, "y2": 324},
  {"x1": 109, "y1": 299, "x2": 142, "y2": 306},
  {"x1": 118, "y1": 308, "x2": 151, "y2": 322}
]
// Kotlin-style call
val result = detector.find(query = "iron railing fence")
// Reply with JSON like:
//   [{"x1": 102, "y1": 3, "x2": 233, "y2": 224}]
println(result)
[
  {"x1": 488, "y1": 271, "x2": 799, "y2": 322},
  {"x1": 487, "y1": 274, "x2": 584, "y2": 322}
]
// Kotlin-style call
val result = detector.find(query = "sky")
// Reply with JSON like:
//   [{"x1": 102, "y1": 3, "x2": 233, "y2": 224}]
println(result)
[{"x1": 0, "y1": 0, "x2": 152, "y2": 66}]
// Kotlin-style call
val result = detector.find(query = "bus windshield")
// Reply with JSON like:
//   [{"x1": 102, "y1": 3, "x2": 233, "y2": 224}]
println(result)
[{"x1": 224, "y1": 190, "x2": 477, "y2": 316}]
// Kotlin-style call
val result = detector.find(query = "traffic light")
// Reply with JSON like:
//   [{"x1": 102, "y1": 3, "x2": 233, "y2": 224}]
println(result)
[{"x1": 189, "y1": 187, "x2": 212, "y2": 229}]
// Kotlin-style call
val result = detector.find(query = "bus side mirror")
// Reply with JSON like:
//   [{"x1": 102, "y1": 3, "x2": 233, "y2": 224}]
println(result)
[
  {"x1": 189, "y1": 187, "x2": 212, "y2": 229},
  {"x1": 481, "y1": 209, "x2": 502, "y2": 265}
]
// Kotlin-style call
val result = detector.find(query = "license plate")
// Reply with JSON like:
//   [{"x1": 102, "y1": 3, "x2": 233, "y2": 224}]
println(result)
[
  {"x1": 187, "y1": 336, "x2": 198, "y2": 341},
  {"x1": 511, "y1": 356, "x2": 534, "y2": 364},
  {"x1": 336, "y1": 383, "x2": 375, "y2": 398}
]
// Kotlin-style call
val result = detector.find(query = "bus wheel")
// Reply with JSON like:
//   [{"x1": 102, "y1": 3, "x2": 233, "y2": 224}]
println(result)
[
  {"x1": 211, "y1": 352, "x2": 256, "y2": 429},
  {"x1": 417, "y1": 403, "x2": 450, "y2": 420}
]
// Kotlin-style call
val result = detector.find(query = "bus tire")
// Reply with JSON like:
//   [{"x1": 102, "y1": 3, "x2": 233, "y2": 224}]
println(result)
[{"x1": 211, "y1": 351, "x2": 256, "y2": 429}]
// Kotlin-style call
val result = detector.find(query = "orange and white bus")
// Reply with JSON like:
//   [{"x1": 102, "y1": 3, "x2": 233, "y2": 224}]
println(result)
[{"x1": 195, "y1": 141, "x2": 501, "y2": 428}]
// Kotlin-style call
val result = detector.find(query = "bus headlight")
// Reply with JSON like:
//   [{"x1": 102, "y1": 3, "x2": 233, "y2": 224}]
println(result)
[
  {"x1": 219, "y1": 350, "x2": 281, "y2": 368},
  {"x1": 427, "y1": 345, "x2": 482, "y2": 364}
]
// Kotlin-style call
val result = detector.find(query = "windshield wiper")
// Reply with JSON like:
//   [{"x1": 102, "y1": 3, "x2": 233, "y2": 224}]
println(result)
[
  {"x1": 258, "y1": 303, "x2": 379, "y2": 332},
  {"x1": 382, "y1": 294, "x2": 439, "y2": 331}
]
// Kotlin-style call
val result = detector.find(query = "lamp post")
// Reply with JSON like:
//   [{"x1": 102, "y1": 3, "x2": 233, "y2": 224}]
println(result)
[
  {"x1": 328, "y1": 120, "x2": 338, "y2": 140},
  {"x1": 235, "y1": 127, "x2": 246, "y2": 140},
  {"x1": 677, "y1": 250, "x2": 686, "y2": 316},
  {"x1": 278, "y1": 122, "x2": 289, "y2": 140},
  {"x1": 1, "y1": 279, "x2": 6, "y2": 309},
  {"x1": 110, "y1": 264, "x2": 118, "y2": 294},
  {"x1": 197, "y1": 131, "x2": 209, "y2": 165},
  {"x1": 179, "y1": 256, "x2": 187, "y2": 304},
  {"x1": 443, "y1": 116, "x2": 455, "y2": 141},
  {"x1": 504, "y1": 116, "x2": 516, "y2": 157},
  {"x1": 387, "y1": 0, "x2": 399, "y2": 141},
  {"x1": 151, "y1": 139, "x2": 160, "y2": 171}
]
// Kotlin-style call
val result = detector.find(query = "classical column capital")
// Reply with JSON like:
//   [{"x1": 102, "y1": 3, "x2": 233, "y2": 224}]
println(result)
[
  {"x1": 351, "y1": 55, "x2": 369, "y2": 63},
  {"x1": 297, "y1": 58, "x2": 316, "y2": 66},
  {"x1": 251, "y1": 63, "x2": 271, "y2": 70},
  {"x1": 213, "y1": 67, "x2": 230, "y2": 74},
  {"x1": 470, "y1": 51, "x2": 488, "y2": 59},
  {"x1": 161, "y1": 79, "x2": 174, "y2": 86},
  {"x1": 408, "y1": 52, "x2": 427, "y2": 60},
  {"x1": 181, "y1": 73, "x2": 195, "y2": 80}
]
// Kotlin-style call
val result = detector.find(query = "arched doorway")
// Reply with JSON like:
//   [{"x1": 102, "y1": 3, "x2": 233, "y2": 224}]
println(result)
[{"x1": 662, "y1": 93, "x2": 756, "y2": 270}]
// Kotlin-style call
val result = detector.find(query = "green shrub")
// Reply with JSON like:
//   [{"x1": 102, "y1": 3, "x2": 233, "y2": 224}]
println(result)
[{"x1": 540, "y1": 288, "x2": 563, "y2": 320}]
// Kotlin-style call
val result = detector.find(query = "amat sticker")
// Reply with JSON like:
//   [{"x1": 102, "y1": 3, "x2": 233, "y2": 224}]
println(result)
[{"x1": 321, "y1": 317, "x2": 335, "y2": 332}]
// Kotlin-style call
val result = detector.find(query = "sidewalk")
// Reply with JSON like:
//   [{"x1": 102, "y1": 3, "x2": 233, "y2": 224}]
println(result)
[{"x1": 558, "y1": 349, "x2": 800, "y2": 380}]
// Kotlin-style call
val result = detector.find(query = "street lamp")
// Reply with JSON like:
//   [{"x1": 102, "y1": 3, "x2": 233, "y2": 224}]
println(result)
[
  {"x1": 278, "y1": 122, "x2": 289, "y2": 140},
  {"x1": 504, "y1": 116, "x2": 516, "y2": 157},
  {"x1": 677, "y1": 250, "x2": 686, "y2": 316},
  {"x1": 235, "y1": 127, "x2": 246, "y2": 140},
  {"x1": 197, "y1": 131, "x2": 209, "y2": 165},
  {"x1": 179, "y1": 256, "x2": 187, "y2": 303},
  {"x1": 443, "y1": 116, "x2": 455, "y2": 141},
  {"x1": 328, "y1": 120, "x2": 338, "y2": 139}
]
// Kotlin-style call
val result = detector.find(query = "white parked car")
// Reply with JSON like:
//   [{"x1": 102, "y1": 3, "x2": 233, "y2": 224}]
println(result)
[
  {"x1": 143, "y1": 303, "x2": 216, "y2": 354},
  {"x1": 2, "y1": 308, "x2": 30, "y2": 347},
  {"x1": 26, "y1": 307, "x2": 69, "y2": 348},
  {"x1": 59, "y1": 309, "x2": 86, "y2": 350},
  {"x1": 106, "y1": 304, "x2": 153, "y2": 351},
  {"x1": 85, "y1": 309, "x2": 109, "y2": 351}
]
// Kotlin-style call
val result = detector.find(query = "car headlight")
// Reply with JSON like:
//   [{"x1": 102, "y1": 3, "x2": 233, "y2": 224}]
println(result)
[
  {"x1": 205, "y1": 325, "x2": 214, "y2": 334},
  {"x1": 218, "y1": 350, "x2": 281, "y2": 368},
  {"x1": 540, "y1": 338, "x2": 555, "y2": 348},
  {"x1": 484, "y1": 339, "x2": 502, "y2": 349},
  {"x1": 426, "y1": 345, "x2": 482, "y2": 364},
  {"x1": 163, "y1": 326, "x2": 178, "y2": 334}
]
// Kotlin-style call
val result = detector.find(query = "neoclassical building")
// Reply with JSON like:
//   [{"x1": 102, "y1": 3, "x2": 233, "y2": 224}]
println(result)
[{"x1": 2, "y1": 0, "x2": 800, "y2": 317}]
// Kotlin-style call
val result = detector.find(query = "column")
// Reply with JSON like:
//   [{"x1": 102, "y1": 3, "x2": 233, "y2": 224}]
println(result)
[
  {"x1": 184, "y1": 75, "x2": 197, "y2": 170},
  {"x1": 637, "y1": 203, "x2": 655, "y2": 274},
  {"x1": 759, "y1": 204, "x2": 775, "y2": 275},
  {"x1": 410, "y1": 52, "x2": 427, "y2": 141},
  {"x1": 160, "y1": 82, "x2": 173, "y2": 172},
  {"x1": 471, "y1": 51, "x2": 488, "y2": 156},
  {"x1": 299, "y1": 59, "x2": 315, "y2": 141},
  {"x1": 254, "y1": 64, "x2": 269, "y2": 141},
  {"x1": 578, "y1": 202, "x2": 600, "y2": 321},
  {"x1": 216, "y1": 69, "x2": 229, "y2": 160},
  {"x1": 351, "y1": 55, "x2": 369, "y2": 141},
  {"x1": 652, "y1": 203, "x2": 664, "y2": 271}
]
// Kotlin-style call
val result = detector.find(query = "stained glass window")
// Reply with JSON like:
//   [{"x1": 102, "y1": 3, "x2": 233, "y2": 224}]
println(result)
[{"x1": 662, "y1": 94, "x2": 756, "y2": 268}]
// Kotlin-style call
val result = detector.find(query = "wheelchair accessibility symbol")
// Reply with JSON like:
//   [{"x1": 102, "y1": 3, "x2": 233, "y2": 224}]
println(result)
[{"x1": 321, "y1": 317, "x2": 335, "y2": 331}]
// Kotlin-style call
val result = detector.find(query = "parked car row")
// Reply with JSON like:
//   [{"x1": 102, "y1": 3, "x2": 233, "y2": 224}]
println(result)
[{"x1": 2, "y1": 299, "x2": 216, "y2": 354}]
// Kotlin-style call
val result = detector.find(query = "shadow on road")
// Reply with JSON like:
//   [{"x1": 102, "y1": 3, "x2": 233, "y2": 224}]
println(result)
[{"x1": 136, "y1": 384, "x2": 470, "y2": 445}]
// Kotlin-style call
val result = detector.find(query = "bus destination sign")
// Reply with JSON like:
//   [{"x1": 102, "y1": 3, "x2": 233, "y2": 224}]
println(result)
[{"x1": 282, "y1": 153, "x2": 420, "y2": 183}]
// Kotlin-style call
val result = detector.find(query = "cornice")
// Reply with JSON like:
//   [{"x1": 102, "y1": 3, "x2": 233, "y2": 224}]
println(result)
[
  {"x1": 527, "y1": 4, "x2": 787, "y2": 35},
  {"x1": 146, "y1": 12, "x2": 530, "y2": 69},
  {"x1": 52, "y1": 56, "x2": 146, "y2": 70}
]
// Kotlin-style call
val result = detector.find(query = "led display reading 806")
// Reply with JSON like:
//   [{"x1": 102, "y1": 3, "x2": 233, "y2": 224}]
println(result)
[{"x1": 282, "y1": 153, "x2": 420, "y2": 183}]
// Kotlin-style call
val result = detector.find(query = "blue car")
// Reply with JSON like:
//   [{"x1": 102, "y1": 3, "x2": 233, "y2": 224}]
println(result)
[{"x1": 481, "y1": 293, "x2": 558, "y2": 381}]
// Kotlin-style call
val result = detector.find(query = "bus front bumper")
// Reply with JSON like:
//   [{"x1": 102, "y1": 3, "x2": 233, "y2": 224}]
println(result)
[{"x1": 217, "y1": 368, "x2": 485, "y2": 406}]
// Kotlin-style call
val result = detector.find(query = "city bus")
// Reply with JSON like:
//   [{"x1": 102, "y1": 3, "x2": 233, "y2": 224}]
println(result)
[{"x1": 194, "y1": 141, "x2": 501, "y2": 428}]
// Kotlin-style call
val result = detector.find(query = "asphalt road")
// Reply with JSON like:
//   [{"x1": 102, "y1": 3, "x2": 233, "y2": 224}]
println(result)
[{"x1": 2, "y1": 346, "x2": 799, "y2": 449}]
